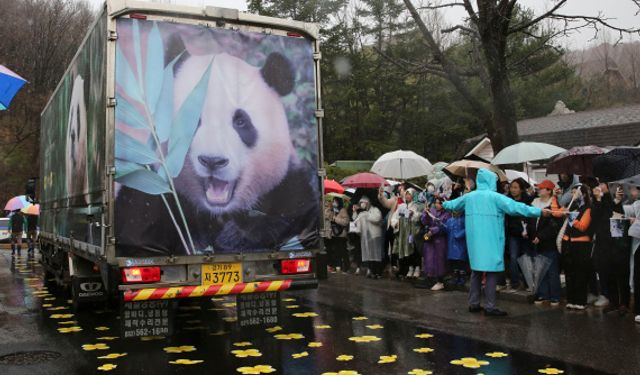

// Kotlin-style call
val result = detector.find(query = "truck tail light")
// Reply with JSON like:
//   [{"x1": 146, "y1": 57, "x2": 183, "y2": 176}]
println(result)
[
  {"x1": 281, "y1": 259, "x2": 311, "y2": 274},
  {"x1": 121, "y1": 267, "x2": 161, "y2": 283}
]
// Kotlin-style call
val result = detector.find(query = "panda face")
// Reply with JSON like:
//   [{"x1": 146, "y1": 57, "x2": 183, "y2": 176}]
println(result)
[{"x1": 173, "y1": 53, "x2": 295, "y2": 215}]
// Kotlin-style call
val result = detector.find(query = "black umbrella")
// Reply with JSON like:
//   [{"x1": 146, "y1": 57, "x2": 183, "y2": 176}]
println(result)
[
  {"x1": 593, "y1": 147, "x2": 640, "y2": 182},
  {"x1": 546, "y1": 145, "x2": 608, "y2": 176}
]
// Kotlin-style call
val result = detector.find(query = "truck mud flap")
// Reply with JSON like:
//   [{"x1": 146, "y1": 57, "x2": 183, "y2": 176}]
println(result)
[
  {"x1": 122, "y1": 279, "x2": 317, "y2": 302},
  {"x1": 72, "y1": 276, "x2": 107, "y2": 302}
]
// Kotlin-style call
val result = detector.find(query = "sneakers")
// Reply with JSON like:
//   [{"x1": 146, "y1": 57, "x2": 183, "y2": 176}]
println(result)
[
  {"x1": 468, "y1": 305, "x2": 483, "y2": 313},
  {"x1": 587, "y1": 293, "x2": 598, "y2": 305},
  {"x1": 594, "y1": 295, "x2": 609, "y2": 307},
  {"x1": 566, "y1": 304, "x2": 576, "y2": 309},
  {"x1": 406, "y1": 266, "x2": 415, "y2": 278},
  {"x1": 534, "y1": 298, "x2": 547, "y2": 305},
  {"x1": 412, "y1": 266, "x2": 421, "y2": 278},
  {"x1": 430, "y1": 282, "x2": 444, "y2": 291},
  {"x1": 567, "y1": 304, "x2": 586, "y2": 310},
  {"x1": 484, "y1": 308, "x2": 508, "y2": 317},
  {"x1": 550, "y1": 300, "x2": 560, "y2": 306},
  {"x1": 635, "y1": 315, "x2": 640, "y2": 324}
]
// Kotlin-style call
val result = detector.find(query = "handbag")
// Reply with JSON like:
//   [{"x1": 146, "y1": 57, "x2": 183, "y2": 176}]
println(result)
[{"x1": 331, "y1": 222, "x2": 345, "y2": 237}]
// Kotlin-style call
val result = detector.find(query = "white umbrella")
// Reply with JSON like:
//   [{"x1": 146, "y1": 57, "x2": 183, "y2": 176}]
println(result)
[
  {"x1": 371, "y1": 150, "x2": 432, "y2": 179},
  {"x1": 491, "y1": 142, "x2": 566, "y2": 165},
  {"x1": 505, "y1": 169, "x2": 537, "y2": 184}
]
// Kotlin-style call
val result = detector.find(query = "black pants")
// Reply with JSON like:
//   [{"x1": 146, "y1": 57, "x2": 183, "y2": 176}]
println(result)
[
  {"x1": 326, "y1": 237, "x2": 349, "y2": 271},
  {"x1": 603, "y1": 242, "x2": 630, "y2": 308},
  {"x1": 562, "y1": 241, "x2": 592, "y2": 306},
  {"x1": 348, "y1": 233, "x2": 362, "y2": 267}
]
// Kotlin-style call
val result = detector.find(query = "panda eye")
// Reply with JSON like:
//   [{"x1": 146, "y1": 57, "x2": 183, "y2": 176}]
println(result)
[{"x1": 233, "y1": 110, "x2": 250, "y2": 129}]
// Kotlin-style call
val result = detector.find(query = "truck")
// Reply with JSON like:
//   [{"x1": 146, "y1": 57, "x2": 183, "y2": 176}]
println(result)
[{"x1": 39, "y1": 0, "x2": 325, "y2": 336}]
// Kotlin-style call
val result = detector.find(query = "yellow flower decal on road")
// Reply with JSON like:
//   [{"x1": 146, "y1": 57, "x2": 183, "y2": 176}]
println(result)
[
  {"x1": 169, "y1": 359, "x2": 204, "y2": 365},
  {"x1": 308, "y1": 342, "x2": 323, "y2": 348},
  {"x1": 408, "y1": 370, "x2": 433, "y2": 375},
  {"x1": 352, "y1": 316, "x2": 368, "y2": 320},
  {"x1": 58, "y1": 321, "x2": 77, "y2": 325},
  {"x1": 285, "y1": 305, "x2": 300, "y2": 309},
  {"x1": 163, "y1": 345, "x2": 197, "y2": 353},
  {"x1": 348, "y1": 335, "x2": 381, "y2": 343},
  {"x1": 223, "y1": 317, "x2": 238, "y2": 322},
  {"x1": 50, "y1": 314, "x2": 74, "y2": 319},
  {"x1": 314, "y1": 325, "x2": 331, "y2": 329},
  {"x1": 236, "y1": 365, "x2": 276, "y2": 374},
  {"x1": 58, "y1": 326, "x2": 82, "y2": 333},
  {"x1": 97, "y1": 337, "x2": 119, "y2": 341},
  {"x1": 47, "y1": 306, "x2": 68, "y2": 311},
  {"x1": 378, "y1": 355, "x2": 397, "y2": 364},
  {"x1": 485, "y1": 352, "x2": 509, "y2": 358},
  {"x1": 322, "y1": 371, "x2": 361, "y2": 375},
  {"x1": 274, "y1": 333, "x2": 304, "y2": 340},
  {"x1": 211, "y1": 297, "x2": 225, "y2": 301},
  {"x1": 233, "y1": 342, "x2": 253, "y2": 347},
  {"x1": 292, "y1": 351, "x2": 309, "y2": 359},
  {"x1": 97, "y1": 364, "x2": 117, "y2": 371},
  {"x1": 82, "y1": 343, "x2": 110, "y2": 351},
  {"x1": 98, "y1": 353, "x2": 128, "y2": 359},
  {"x1": 413, "y1": 347, "x2": 434, "y2": 353},
  {"x1": 231, "y1": 349, "x2": 262, "y2": 358},
  {"x1": 282, "y1": 298, "x2": 296, "y2": 302},
  {"x1": 366, "y1": 324, "x2": 384, "y2": 329},
  {"x1": 538, "y1": 369, "x2": 565, "y2": 374},
  {"x1": 223, "y1": 302, "x2": 237, "y2": 308},
  {"x1": 44, "y1": 297, "x2": 56, "y2": 301},
  {"x1": 265, "y1": 326, "x2": 282, "y2": 333},
  {"x1": 450, "y1": 357, "x2": 490, "y2": 369},
  {"x1": 42, "y1": 304, "x2": 53, "y2": 308},
  {"x1": 95, "y1": 326, "x2": 110, "y2": 331},
  {"x1": 336, "y1": 354, "x2": 354, "y2": 361},
  {"x1": 292, "y1": 312, "x2": 318, "y2": 318},
  {"x1": 140, "y1": 335, "x2": 165, "y2": 341},
  {"x1": 415, "y1": 333, "x2": 433, "y2": 339}
]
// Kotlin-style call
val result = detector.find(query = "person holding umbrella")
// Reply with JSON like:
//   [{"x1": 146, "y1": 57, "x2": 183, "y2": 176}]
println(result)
[
  {"x1": 442, "y1": 169, "x2": 551, "y2": 316},
  {"x1": 9, "y1": 210, "x2": 26, "y2": 257}
]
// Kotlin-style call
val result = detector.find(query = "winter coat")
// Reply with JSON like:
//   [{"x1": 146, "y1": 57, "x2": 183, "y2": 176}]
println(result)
[
  {"x1": 442, "y1": 168, "x2": 542, "y2": 272},
  {"x1": 324, "y1": 206, "x2": 349, "y2": 239},
  {"x1": 529, "y1": 196, "x2": 561, "y2": 253},
  {"x1": 442, "y1": 215, "x2": 467, "y2": 261},
  {"x1": 506, "y1": 193, "x2": 533, "y2": 237}
]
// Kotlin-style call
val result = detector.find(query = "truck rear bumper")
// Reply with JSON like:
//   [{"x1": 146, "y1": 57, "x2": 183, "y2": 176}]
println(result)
[{"x1": 122, "y1": 278, "x2": 317, "y2": 302}]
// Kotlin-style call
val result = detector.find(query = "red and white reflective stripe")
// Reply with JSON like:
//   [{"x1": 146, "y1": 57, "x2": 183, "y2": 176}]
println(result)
[{"x1": 123, "y1": 280, "x2": 293, "y2": 302}]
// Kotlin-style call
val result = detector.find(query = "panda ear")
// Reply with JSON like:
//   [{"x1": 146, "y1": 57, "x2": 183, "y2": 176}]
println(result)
[{"x1": 260, "y1": 52, "x2": 295, "y2": 96}]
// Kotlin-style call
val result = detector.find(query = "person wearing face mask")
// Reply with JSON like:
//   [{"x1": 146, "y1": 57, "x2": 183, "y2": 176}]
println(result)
[
  {"x1": 421, "y1": 197, "x2": 451, "y2": 290},
  {"x1": 505, "y1": 178, "x2": 534, "y2": 291},
  {"x1": 353, "y1": 196, "x2": 384, "y2": 278},
  {"x1": 391, "y1": 189, "x2": 423, "y2": 279},
  {"x1": 324, "y1": 197, "x2": 350, "y2": 273},
  {"x1": 561, "y1": 184, "x2": 594, "y2": 311}
]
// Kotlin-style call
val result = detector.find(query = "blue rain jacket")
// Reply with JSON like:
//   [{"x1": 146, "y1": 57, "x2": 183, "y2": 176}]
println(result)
[
  {"x1": 442, "y1": 215, "x2": 467, "y2": 261},
  {"x1": 442, "y1": 169, "x2": 542, "y2": 272}
]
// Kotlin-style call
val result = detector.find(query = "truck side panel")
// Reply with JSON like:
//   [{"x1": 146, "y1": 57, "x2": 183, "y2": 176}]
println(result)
[
  {"x1": 41, "y1": 11, "x2": 107, "y2": 251},
  {"x1": 113, "y1": 17, "x2": 321, "y2": 257}
]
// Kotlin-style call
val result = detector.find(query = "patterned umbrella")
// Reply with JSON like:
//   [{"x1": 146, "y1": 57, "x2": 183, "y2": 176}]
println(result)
[
  {"x1": 4, "y1": 195, "x2": 30, "y2": 211},
  {"x1": 444, "y1": 160, "x2": 508, "y2": 182},
  {"x1": 21, "y1": 203, "x2": 40, "y2": 216},
  {"x1": 593, "y1": 147, "x2": 640, "y2": 182},
  {"x1": 0, "y1": 65, "x2": 28, "y2": 110},
  {"x1": 342, "y1": 172, "x2": 389, "y2": 188},
  {"x1": 546, "y1": 145, "x2": 608, "y2": 176}
]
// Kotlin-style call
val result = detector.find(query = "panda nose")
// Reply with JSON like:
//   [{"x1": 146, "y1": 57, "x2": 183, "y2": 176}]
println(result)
[{"x1": 198, "y1": 155, "x2": 229, "y2": 170}]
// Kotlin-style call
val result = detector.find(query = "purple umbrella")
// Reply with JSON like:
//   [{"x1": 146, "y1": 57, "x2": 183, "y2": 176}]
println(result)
[{"x1": 546, "y1": 146, "x2": 608, "y2": 176}]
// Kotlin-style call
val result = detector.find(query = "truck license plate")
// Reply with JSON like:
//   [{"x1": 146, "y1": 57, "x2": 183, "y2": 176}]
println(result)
[{"x1": 201, "y1": 263, "x2": 242, "y2": 285}]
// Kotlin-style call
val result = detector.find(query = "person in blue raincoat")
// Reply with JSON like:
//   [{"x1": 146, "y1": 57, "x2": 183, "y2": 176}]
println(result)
[
  {"x1": 442, "y1": 211, "x2": 468, "y2": 286},
  {"x1": 443, "y1": 169, "x2": 550, "y2": 316}
]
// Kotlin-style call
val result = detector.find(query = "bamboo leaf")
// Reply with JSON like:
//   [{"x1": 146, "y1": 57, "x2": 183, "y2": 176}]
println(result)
[
  {"x1": 115, "y1": 158, "x2": 144, "y2": 179},
  {"x1": 155, "y1": 54, "x2": 182, "y2": 143},
  {"x1": 115, "y1": 129, "x2": 159, "y2": 165},
  {"x1": 166, "y1": 62, "x2": 212, "y2": 178},
  {"x1": 115, "y1": 45, "x2": 142, "y2": 102},
  {"x1": 145, "y1": 23, "x2": 164, "y2": 113},
  {"x1": 116, "y1": 169, "x2": 171, "y2": 195},
  {"x1": 115, "y1": 94, "x2": 147, "y2": 129}
]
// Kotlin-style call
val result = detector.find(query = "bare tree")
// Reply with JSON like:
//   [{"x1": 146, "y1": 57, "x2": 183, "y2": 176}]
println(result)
[{"x1": 401, "y1": 0, "x2": 640, "y2": 152}]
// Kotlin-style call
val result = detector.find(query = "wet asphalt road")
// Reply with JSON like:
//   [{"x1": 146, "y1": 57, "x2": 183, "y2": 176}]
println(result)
[{"x1": 0, "y1": 250, "x2": 635, "y2": 375}]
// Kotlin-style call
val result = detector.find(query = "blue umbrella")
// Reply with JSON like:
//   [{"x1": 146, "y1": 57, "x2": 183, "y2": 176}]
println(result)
[{"x1": 0, "y1": 64, "x2": 27, "y2": 110}]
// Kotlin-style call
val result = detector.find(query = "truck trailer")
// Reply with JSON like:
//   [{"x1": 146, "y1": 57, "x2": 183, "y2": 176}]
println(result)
[{"x1": 39, "y1": 0, "x2": 325, "y2": 336}]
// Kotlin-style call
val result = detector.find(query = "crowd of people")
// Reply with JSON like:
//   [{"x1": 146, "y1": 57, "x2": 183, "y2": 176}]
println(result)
[{"x1": 323, "y1": 169, "x2": 640, "y2": 322}]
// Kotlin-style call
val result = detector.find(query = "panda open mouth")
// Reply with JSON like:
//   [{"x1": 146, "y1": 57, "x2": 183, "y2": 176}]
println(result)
[{"x1": 205, "y1": 177, "x2": 235, "y2": 206}]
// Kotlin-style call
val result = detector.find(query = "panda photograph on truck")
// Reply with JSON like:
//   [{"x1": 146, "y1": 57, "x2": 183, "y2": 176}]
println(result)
[{"x1": 114, "y1": 19, "x2": 321, "y2": 257}]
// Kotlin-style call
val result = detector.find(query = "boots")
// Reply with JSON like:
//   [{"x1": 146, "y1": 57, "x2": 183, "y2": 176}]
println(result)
[{"x1": 458, "y1": 270, "x2": 467, "y2": 286}]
